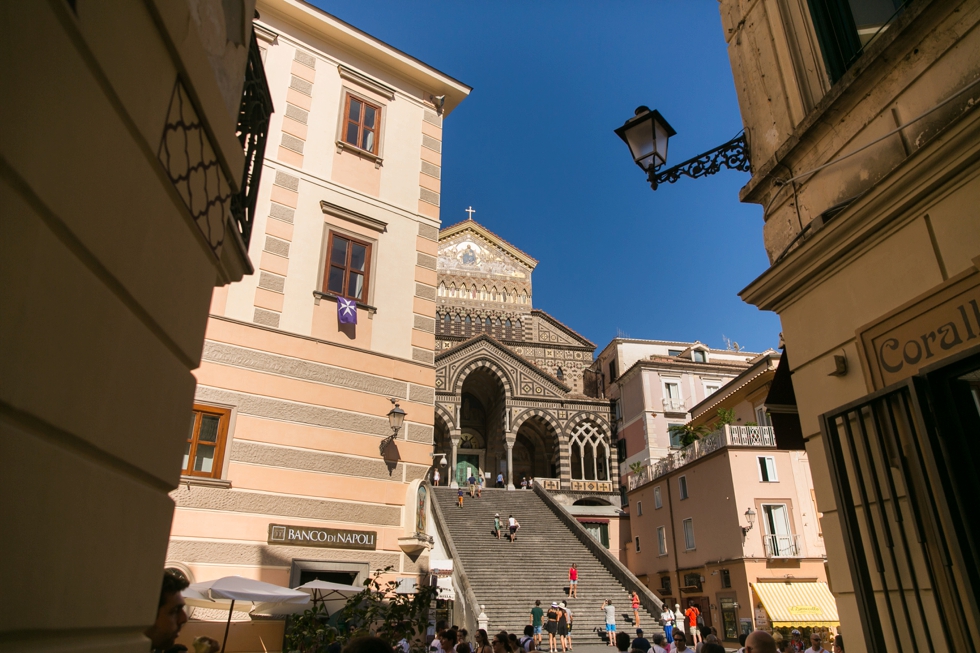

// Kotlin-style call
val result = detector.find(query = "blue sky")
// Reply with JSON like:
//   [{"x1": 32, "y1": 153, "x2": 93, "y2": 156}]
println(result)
[{"x1": 314, "y1": 1, "x2": 782, "y2": 353}]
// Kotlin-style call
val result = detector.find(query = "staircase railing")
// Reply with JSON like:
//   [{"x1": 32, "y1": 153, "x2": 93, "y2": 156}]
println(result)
[
  {"x1": 429, "y1": 485, "x2": 482, "y2": 632},
  {"x1": 532, "y1": 484, "x2": 665, "y2": 623}
]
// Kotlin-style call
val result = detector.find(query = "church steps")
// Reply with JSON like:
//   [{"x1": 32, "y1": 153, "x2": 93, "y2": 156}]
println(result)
[{"x1": 432, "y1": 488, "x2": 662, "y2": 638}]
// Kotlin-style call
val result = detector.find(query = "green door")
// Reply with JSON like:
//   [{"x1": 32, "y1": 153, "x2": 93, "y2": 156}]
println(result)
[{"x1": 456, "y1": 454, "x2": 479, "y2": 485}]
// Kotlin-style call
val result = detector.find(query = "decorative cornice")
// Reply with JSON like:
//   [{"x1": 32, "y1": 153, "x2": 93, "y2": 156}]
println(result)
[
  {"x1": 338, "y1": 64, "x2": 396, "y2": 99},
  {"x1": 436, "y1": 333, "x2": 571, "y2": 394},
  {"x1": 439, "y1": 219, "x2": 538, "y2": 269},
  {"x1": 320, "y1": 200, "x2": 388, "y2": 232}
]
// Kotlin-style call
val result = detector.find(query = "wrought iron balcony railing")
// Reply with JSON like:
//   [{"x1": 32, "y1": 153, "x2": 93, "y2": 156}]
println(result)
[
  {"x1": 764, "y1": 533, "x2": 801, "y2": 558},
  {"x1": 230, "y1": 31, "x2": 274, "y2": 248}
]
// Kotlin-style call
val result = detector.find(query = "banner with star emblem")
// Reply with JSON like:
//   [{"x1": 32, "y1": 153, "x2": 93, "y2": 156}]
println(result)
[{"x1": 337, "y1": 297, "x2": 357, "y2": 324}]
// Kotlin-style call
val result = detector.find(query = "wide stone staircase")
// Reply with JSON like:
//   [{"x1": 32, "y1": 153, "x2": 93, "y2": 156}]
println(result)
[{"x1": 431, "y1": 487, "x2": 662, "y2": 640}]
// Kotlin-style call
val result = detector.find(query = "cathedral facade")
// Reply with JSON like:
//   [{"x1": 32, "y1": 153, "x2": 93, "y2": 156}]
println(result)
[{"x1": 433, "y1": 218, "x2": 617, "y2": 496}]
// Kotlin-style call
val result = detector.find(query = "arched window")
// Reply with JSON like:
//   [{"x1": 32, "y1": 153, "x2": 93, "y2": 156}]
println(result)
[
  {"x1": 481, "y1": 285, "x2": 487, "y2": 300},
  {"x1": 494, "y1": 317, "x2": 501, "y2": 326},
  {"x1": 556, "y1": 367, "x2": 564, "y2": 381},
  {"x1": 443, "y1": 313, "x2": 450, "y2": 325},
  {"x1": 470, "y1": 285, "x2": 477, "y2": 299},
  {"x1": 454, "y1": 314, "x2": 461, "y2": 323},
  {"x1": 450, "y1": 283, "x2": 457, "y2": 297},
  {"x1": 505, "y1": 319, "x2": 512, "y2": 328},
  {"x1": 438, "y1": 282, "x2": 446, "y2": 297},
  {"x1": 502, "y1": 289, "x2": 508, "y2": 302},
  {"x1": 491, "y1": 287, "x2": 498, "y2": 301},
  {"x1": 465, "y1": 315, "x2": 471, "y2": 326},
  {"x1": 521, "y1": 291, "x2": 528, "y2": 304},
  {"x1": 485, "y1": 317, "x2": 492, "y2": 330},
  {"x1": 570, "y1": 422, "x2": 608, "y2": 481}
]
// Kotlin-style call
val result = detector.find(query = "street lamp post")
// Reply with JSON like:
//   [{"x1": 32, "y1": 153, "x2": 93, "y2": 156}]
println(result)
[
  {"x1": 379, "y1": 399, "x2": 407, "y2": 456},
  {"x1": 615, "y1": 106, "x2": 750, "y2": 190},
  {"x1": 741, "y1": 507, "x2": 757, "y2": 536}
]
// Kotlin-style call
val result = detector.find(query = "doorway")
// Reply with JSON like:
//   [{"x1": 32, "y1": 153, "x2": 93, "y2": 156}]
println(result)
[{"x1": 456, "y1": 454, "x2": 480, "y2": 485}]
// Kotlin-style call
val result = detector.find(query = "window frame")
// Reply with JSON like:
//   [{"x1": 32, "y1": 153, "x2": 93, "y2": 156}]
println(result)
[
  {"x1": 322, "y1": 230, "x2": 373, "y2": 303},
  {"x1": 657, "y1": 525, "x2": 668, "y2": 555},
  {"x1": 635, "y1": 536, "x2": 641, "y2": 552},
  {"x1": 654, "y1": 485, "x2": 663, "y2": 509},
  {"x1": 758, "y1": 455, "x2": 779, "y2": 482},
  {"x1": 636, "y1": 500, "x2": 643, "y2": 516},
  {"x1": 678, "y1": 475, "x2": 689, "y2": 500},
  {"x1": 721, "y1": 568, "x2": 731, "y2": 588},
  {"x1": 341, "y1": 92, "x2": 382, "y2": 155},
  {"x1": 183, "y1": 404, "x2": 232, "y2": 479},
  {"x1": 683, "y1": 518, "x2": 696, "y2": 550}
]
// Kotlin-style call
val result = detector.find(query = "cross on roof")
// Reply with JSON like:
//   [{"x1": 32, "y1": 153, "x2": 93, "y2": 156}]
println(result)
[{"x1": 465, "y1": 206, "x2": 476, "y2": 220}]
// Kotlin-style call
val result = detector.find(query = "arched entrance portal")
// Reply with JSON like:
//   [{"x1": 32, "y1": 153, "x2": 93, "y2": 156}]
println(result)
[
  {"x1": 513, "y1": 416, "x2": 559, "y2": 484},
  {"x1": 437, "y1": 366, "x2": 509, "y2": 487}
]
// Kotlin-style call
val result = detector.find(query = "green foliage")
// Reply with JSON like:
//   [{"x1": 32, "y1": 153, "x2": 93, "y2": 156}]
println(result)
[
  {"x1": 285, "y1": 566, "x2": 438, "y2": 653},
  {"x1": 715, "y1": 408, "x2": 736, "y2": 427},
  {"x1": 629, "y1": 461, "x2": 645, "y2": 476},
  {"x1": 668, "y1": 423, "x2": 711, "y2": 447},
  {"x1": 744, "y1": 421, "x2": 758, "y2": 427}
]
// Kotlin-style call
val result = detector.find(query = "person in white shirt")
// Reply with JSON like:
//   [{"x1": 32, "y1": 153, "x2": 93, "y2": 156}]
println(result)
[
  {"x1": 660, "y1": 607, "x2": 675, "y2": 643},
  {"x1": 807, "y1": 633, "x2": 830, "y2": 653},
  {"x1": 433, "y1": 469, "x2": 441, "y2": 486}
]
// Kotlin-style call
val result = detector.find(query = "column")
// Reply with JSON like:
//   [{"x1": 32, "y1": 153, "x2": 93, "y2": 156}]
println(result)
[
  {"x1": 505, "y1": 432, "x2": 516, "y2": 490},
  {"x1": 592, "y1": 443, "x2": 599, "y2": 481},
  {"x1": 450, "y1": 431, "x2": 460, "y2": 489}
]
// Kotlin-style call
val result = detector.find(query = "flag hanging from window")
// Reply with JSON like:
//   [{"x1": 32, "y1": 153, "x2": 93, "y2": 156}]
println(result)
[{"x1": 338, "y1": 297, "x2": 357, "y2": 324}]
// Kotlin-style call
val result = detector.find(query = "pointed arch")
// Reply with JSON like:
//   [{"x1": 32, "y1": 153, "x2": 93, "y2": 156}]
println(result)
[
  {"x1": 450, "y1": 357, "x2": 515, "y2": 397},
  {"x1": 438, "y1": 282, "x2": 446, "y2": 297},
  {"x1": 491, "y1": 286, "x2": 498, "y2": 301}
]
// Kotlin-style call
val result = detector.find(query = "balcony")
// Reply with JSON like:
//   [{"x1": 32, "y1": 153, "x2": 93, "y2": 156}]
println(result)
[
  {"x1": 628, "y1": 425, "x2": 776, "y2": 490},
  {"x1": 764, "y1": 533, "x2": 802, "y2": 558},
  {"x1": 662, "y1": 398, "x2": 686, "y2": 412}
]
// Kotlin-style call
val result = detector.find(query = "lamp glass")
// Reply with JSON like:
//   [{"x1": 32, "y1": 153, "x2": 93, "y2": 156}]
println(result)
[
  {"x1": 615, "y1": 107, "x2": 676, "y2": 173},
  {"x1": 388, "y1": 403, "x2": 406, "y2": 431},
  {"x1": 745, "y1": 507, "x2": 757, "y2": 525}
]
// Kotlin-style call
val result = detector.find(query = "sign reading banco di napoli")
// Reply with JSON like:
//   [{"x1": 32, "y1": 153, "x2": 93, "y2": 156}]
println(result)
[{"x1": 268, "y1": 523, "x2": 377, "y2": 550}]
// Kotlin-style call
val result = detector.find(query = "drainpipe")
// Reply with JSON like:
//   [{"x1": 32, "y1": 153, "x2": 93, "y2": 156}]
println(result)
[{"x1": 665, "y1": 468, "x2": 683, "y2": 623}]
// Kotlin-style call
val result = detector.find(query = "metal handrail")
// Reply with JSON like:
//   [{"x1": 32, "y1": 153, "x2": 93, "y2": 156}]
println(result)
[{"x1": 763, "y1": 533, "x2": 801, "y2": 558}]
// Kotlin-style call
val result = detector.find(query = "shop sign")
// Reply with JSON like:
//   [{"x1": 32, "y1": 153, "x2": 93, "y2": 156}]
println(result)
[
  {"x1": 857, "y1": 266, "x2": 980, "y2": 390},
  {"x1": 268, "y1": 523, "x2": 377, "y2": 550},
  {"x1": 755, "y1": 606, "x2": 769, "y2": 627}
]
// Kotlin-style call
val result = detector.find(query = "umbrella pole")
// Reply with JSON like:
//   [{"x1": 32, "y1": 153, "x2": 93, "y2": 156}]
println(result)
[{"x1": 221, "y1": 599, "x2": 235, "y2": 653}]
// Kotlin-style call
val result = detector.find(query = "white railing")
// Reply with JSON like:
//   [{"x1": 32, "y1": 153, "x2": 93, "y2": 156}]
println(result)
[
  {"x1": 662, "y1": 398, "x2": 686, "y2": 412},
  {"x1": 764, "y1": 533, "x2": 801, "y2": 558},
  {"x1": 628, "y1": 425, "x2": 776, "y2": 490}
]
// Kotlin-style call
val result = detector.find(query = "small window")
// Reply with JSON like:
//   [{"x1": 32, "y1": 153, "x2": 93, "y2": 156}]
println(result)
[
  {"x1": 661, "y1": 576, "x2": 672, "y2": 593},
  {"x1": 704, "y1": 383, "x2": 720, "y2": 396},
  {"x1": 654, "y1": 486, "x2": 663, "y2": 509},
  {"x1": 807, "y1": 0, "x2": 906, "y2": 84},
  {"x1": 637, "y1": 501, "x2": 643, "y2": 516},
  {"x1": 657, "y1": 526, "x2": 667, "y2": 555},
  {"x1": 342, "y1": 93, "x2": 381, "y2": 154},
  {"x1": 556, "y1": 367, "x2": 564, "y2": 382},
  {"x1": 323, "y1": 232, "x2": 371, "y2": 302},
  {"x1": 683, "y1": 518, "x2": 696, "y2": 550},
  {"x1": 693, "y1": 350, "x2": 707, "y2": 363},
  {"x1": 635, "y1": 536, "x2": 641, "y2": 552},
  {"x1": 721, "y1": 569, "x2": 731, "y2": 588},
  {"x1": 609, "y1": 359, "x2": 619, "y2": 381},
  {"x1": 184, "y1": 404, "x2": 231, "y2": 478},
  {"x1": 668, "y1": 424, "x2": 685, "y2": 448},
  {"x1": 683, "y1": 572, "x2": 702, "y2": 590},
  {"x1": 668, "y1": 349, "x2": 683, "y2": 357},
  {"x1": 758, "y1": 456, "x2": 778, "y2": 482},
  {"x1": 679, "y1": 475, "x2": 689, "y2": 500},
  {"x1": 756, "y1": 405, "x2": 772, "y2": 427},
  {"x1": 616, "y1": 438, "x2": 627, "y2": 463}
]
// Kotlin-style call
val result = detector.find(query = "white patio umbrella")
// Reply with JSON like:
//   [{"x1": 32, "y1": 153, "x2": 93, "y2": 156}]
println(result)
[
  {"x1": 184, "y1": 576, "x2": 310, "y2": 652},
  {"x1": 252, "y1": 579, "x2": 363, "y2": 617}
]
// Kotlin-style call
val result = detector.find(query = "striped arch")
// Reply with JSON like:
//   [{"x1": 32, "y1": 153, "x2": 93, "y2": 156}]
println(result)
[
  {"x1": 450, "y1": 357, "x2": 515, "y2": 398},
  {"x1": 564, "y1": 410, "x2": 612, "y2": 438},
  {"x1": 512, "y1": 408, "x2": 563, "y2": 438},
  {"x1": 434, "y1": 402, "x2": 456, "y2": 432}
]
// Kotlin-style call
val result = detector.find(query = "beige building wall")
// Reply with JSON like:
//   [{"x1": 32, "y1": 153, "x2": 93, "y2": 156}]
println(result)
[
  {"x1": 1, "y1": 1, "x2": 259, "y2": 651},
  {"x1": 165, "y1": 1, "x2": 469, "y2": 650},
  {"x1": 720, "y1": 0, "x2": 980, "y2": 650}
]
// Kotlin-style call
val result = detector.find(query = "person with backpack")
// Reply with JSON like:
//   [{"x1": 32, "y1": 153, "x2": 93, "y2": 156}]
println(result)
[
  {"x1": 520, "y1": 626, "x2": 536, "y2": 652},
  {"x1": 468, "y1": 473, "x2": 477, "y2": 497},
  {"x1": 508, "y1": 514, "x2": 520, "y2": 542},
  {"x1": 683, "y1": 603, "x2": 702, "y2": 646},
  {"x1": 457, "y1": 487, "x2": 465, "y2": 508}
]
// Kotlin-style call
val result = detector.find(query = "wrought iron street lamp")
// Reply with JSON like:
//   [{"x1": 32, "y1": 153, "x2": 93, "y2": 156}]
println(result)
[
  {"x1": 741, "y1": 507, "x2": 757, "y2": 535},
  {"x1": 380, "y1": 399, "x2": 406, "y2": 455},
  {"x1": 615, "y1": 106, "x2": 750, "y2": 190}
]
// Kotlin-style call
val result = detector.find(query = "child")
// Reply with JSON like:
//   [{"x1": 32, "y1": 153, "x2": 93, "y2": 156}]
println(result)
[{"x1": 457, "y1": 487, "x2": 464, "y2": 508}]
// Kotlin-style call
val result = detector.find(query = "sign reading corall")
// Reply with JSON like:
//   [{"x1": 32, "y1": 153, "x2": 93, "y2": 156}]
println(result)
[{"x1": 268, "y1": 523, "x2": 377, "y2": 550}]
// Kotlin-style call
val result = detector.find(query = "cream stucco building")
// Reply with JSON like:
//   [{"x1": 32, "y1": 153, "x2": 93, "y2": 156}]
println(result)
[
  {"x1": 2, "y1": 1, "x2": 266, "y2": 652},
  {"x1": 719, "y1": 0, "x2": 980, "y2": 650},
  {"x1": 164, "y1": 1, "x2": 470, "y2": 649}
]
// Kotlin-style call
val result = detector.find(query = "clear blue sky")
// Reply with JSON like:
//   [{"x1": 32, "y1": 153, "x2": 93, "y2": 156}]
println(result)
[{"x1": 313, "y1": 1, "x2": 782, "y2": 353}]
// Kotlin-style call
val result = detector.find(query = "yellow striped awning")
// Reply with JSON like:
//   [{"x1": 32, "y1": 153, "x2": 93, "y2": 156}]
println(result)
[{"x1": 751, "y1": 581, "x2": 840, "y2": 628}]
